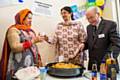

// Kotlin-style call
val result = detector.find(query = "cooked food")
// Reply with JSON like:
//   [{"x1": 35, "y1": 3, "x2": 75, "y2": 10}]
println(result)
[{"x1": 51, "y1": 63, "x2": 80, "y2": 68}]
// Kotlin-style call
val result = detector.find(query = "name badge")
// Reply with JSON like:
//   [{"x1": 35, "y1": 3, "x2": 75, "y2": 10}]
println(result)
[{"x1": 98, "y1": 34, "x2": 105, "y2": 38}]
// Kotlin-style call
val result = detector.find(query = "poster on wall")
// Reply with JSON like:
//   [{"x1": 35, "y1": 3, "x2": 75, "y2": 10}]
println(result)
[
  {"x1": 70, "y1": 5, "x2": 80, "y2": 20},
  {"x1": 0, "y1": 0, "x2": 24, "y2": 7},
  {"x1": 31, "y1": 0, "x2": 54, "y2": 17},
  {"x1": 70, "y1": 4, "x2": 86, "y2": 20}
]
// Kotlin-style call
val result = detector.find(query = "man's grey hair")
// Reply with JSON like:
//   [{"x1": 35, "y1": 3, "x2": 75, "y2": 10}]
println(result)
[{"x1": 86, "y1": 6, "x2": 100, "y2": 14}]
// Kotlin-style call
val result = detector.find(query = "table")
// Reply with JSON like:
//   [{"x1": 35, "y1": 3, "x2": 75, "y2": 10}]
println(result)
[{"x1": 44, "y1": 71, "x2": 120, "y2": 80}]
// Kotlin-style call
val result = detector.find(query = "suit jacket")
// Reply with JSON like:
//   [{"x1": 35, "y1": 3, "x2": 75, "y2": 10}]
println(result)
[{"x1": 85, "y1": 18, "x2": 120, "y2": 70}]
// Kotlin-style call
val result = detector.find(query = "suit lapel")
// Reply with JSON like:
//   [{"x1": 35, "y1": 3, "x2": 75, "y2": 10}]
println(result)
[{"x1": 87, "y1": 25, "x2": 94, "y2": 49}]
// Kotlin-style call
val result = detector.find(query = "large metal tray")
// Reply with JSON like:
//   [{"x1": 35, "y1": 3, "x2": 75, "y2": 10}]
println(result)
[{"x1": 46, "y1": 62, "x2": 85, "y2": 78}]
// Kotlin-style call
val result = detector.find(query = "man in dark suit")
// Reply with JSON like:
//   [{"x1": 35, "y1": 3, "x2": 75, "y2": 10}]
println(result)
[{"x1": 85, "y1": 6, "x2": 120, "y2": 72}]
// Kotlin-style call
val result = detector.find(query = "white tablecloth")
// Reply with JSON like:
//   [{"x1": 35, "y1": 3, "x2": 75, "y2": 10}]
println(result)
[
  {"x1": 46, "y1": 75, "x2": 88, "y2": 80},
  {"x1": 44, "y1": 71, "x2": 120, "y2": 80}
]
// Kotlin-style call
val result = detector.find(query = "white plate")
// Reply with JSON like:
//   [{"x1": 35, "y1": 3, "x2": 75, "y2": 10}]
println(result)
[{"x1": 15, "y1": 66, "x2": 40, "y2": 80}]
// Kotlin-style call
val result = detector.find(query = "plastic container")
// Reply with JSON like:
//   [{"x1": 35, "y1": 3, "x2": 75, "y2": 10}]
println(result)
[
  {"x1": 39, "y1": 67, "x2": 47, "y2": 80},
  {"x1": 111, "y1": 67, "x2": 117, "y2": 80}
]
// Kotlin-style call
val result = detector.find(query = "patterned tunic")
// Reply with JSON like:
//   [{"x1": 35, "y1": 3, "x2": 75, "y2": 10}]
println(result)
[
  {"x1": 6, "y1": 28, "x2": 39, "y2": 79},
  {"x1": 49, "y1": 21, "x2": 87, "y2": 65}
]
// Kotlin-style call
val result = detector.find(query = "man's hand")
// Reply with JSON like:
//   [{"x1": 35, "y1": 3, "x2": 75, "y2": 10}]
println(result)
[{"x1": 79, "y1": 43, "x2": 85, "y2": 51}]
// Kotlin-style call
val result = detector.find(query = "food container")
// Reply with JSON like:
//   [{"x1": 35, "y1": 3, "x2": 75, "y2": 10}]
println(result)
[{"x1": 46, "y1": 62, "x2": 85, "y2": 77}]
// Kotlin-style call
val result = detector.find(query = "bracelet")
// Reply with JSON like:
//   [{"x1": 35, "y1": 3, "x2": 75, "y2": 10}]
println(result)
[{"x1": 23, "y1": 40, "x2": 32, "y2": 49}]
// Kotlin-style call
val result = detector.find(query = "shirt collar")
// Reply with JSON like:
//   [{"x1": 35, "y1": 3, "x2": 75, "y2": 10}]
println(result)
[{"x1": 96, "y1": 17, "x2": 102, "y2": 27}]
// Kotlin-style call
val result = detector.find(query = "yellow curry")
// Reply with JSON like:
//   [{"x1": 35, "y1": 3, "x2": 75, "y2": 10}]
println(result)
[{"x1": 51, "y1": 63, "x2": 81, "y2": 69}]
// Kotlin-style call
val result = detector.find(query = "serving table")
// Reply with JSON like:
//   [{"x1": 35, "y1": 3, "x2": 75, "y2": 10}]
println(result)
[{"x1": 38, "y1": 71, "x2": 120, "y2": 80}]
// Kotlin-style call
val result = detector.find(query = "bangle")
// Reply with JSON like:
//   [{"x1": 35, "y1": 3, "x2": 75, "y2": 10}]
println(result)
[{"x1": 23, "y1": 41, "x2": 32, "y2": 49}]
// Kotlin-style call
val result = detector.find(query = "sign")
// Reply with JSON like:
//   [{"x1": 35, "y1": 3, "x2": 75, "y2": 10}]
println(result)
[{"x1": 31, "y1": 0, "x2": 54, "y2": 16}]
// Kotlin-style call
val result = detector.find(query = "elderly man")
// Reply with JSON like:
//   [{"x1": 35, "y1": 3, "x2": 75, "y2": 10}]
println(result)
[{"x1": 85, "y1": 6, "x2": 120, "y2": 72}]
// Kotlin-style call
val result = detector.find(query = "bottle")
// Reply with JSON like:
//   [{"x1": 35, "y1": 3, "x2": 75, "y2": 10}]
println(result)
[
  {"x1": 106, "y1": 53, "x2": 113, "y2": 80},
  {"x1": 91, "y1": 63, "x2": 97, "y2": 80},
  {"x1": 111, "y1": 67, "x2": 117, "y2": 80},
  {"x1": 100, "y1": 60, "x2": 107, "y2": 80},
  {"x1": 106, "y1": 57, "x2": 117, "y2": 80},
  {"x1": 110, "y1": 59, "x2": 117, "y2": 80}
]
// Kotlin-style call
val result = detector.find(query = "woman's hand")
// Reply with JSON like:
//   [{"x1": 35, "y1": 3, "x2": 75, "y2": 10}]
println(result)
[
  {"x1": 44, "y1": 35, "x2": 48, "y2": 41},
  {"x1": 31, "y1": 35, "x2": 45, "y2": 44},
  {"x1": 38, "y1": 34, "x2": 45, "y2": 42},
  {"x1": 38, "y1": 32, "x2": 48, "y2": 42}
]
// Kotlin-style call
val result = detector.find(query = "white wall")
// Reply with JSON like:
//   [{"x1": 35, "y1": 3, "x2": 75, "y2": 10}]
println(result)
[{"x1": 0, "y1": 0, "x2": 117, "y2": 66}]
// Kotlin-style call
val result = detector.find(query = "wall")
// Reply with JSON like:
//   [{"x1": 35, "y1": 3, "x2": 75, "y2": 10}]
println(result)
[{"x1": 0, "y1": 0, "x2": 116, "y2": 65}]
